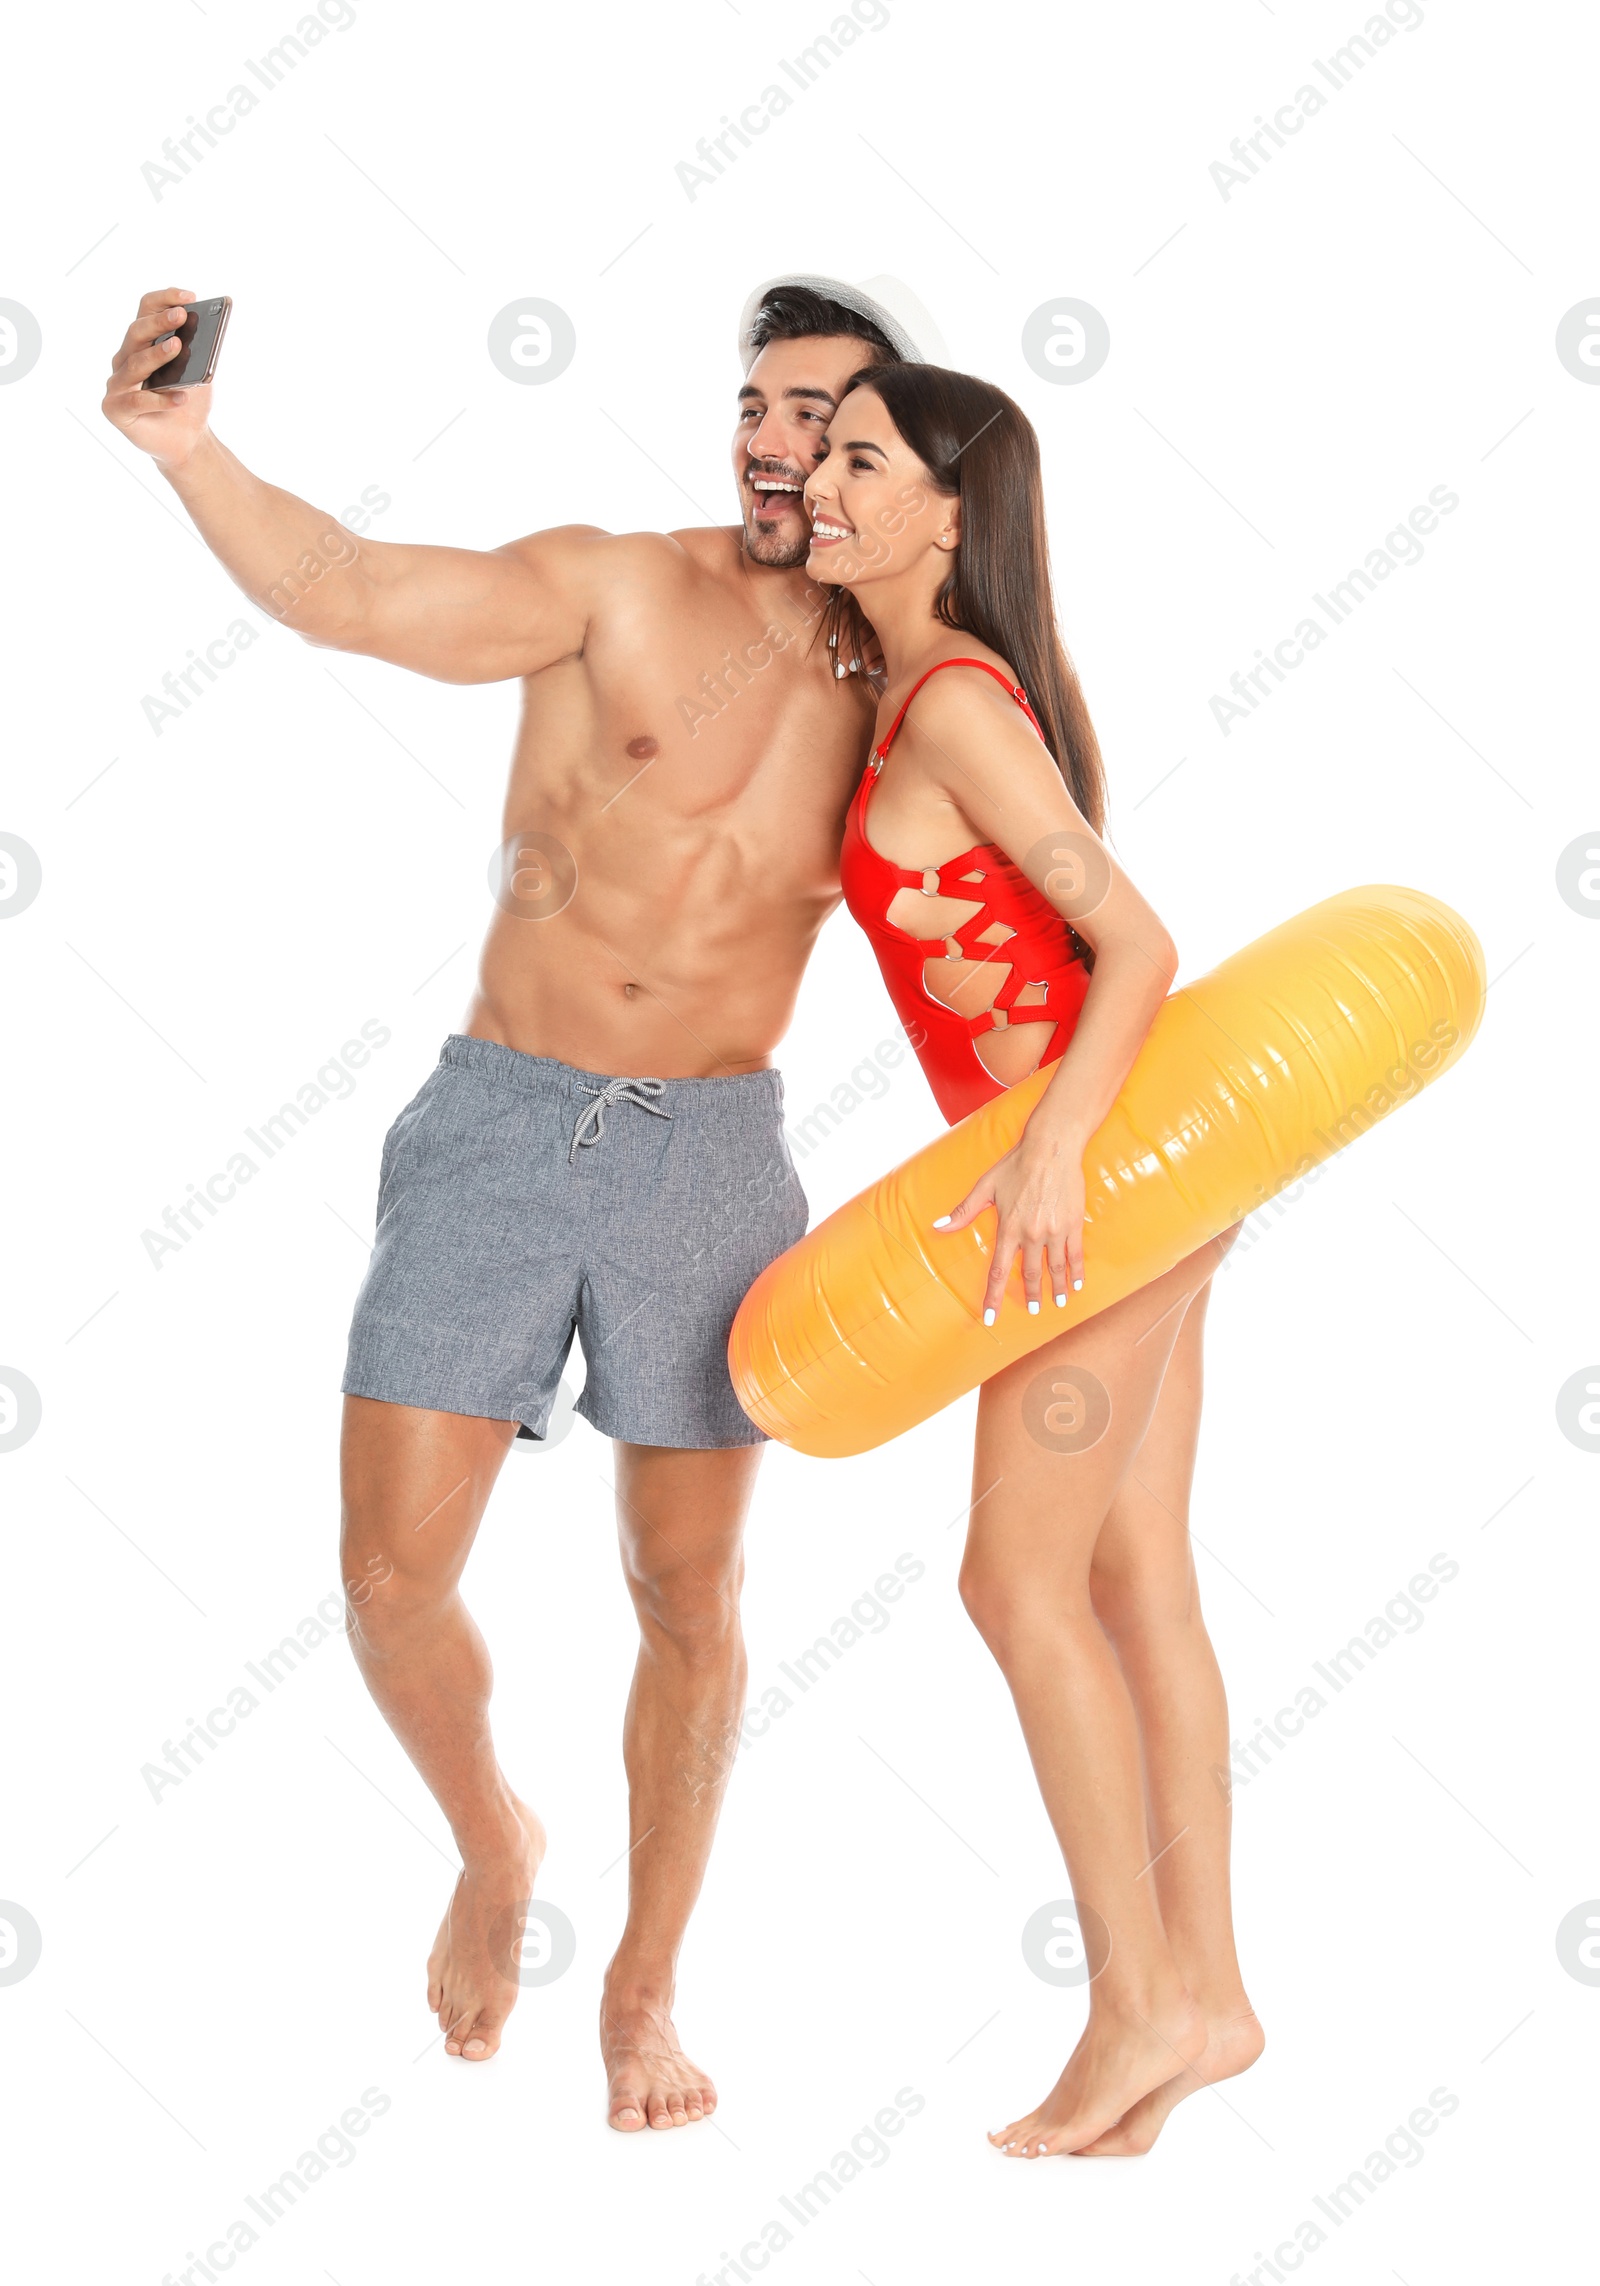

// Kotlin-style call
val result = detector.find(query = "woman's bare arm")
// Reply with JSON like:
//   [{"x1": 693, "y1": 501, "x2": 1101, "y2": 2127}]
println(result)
[{"x1": 905, "y1": 672, "x2": 1180, "y2": 1311}]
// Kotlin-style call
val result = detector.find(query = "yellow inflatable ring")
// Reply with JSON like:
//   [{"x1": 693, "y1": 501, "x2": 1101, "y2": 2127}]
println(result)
[{"x1": 730, "y1": 885, "x2": 1484, "y2": 1458}]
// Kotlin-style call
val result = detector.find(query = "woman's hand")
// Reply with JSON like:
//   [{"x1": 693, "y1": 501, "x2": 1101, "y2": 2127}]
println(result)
[{"x1": 934, "y1": 1124, "x2": 1087, "y2": 1323}]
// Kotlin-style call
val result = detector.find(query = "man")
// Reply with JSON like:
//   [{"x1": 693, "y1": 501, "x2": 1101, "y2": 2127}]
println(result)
[{"x1": 102, "y1": 274, "x2": 928, "y2": 2129}]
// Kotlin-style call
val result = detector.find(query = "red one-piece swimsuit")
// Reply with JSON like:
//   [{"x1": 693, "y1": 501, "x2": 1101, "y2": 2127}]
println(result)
[{"x1": 839, "y1": 658, "x2": 1094, "y2": 1127}]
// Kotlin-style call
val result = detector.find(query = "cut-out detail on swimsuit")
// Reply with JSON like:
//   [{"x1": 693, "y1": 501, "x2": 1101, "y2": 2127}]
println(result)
[{"x1": 839, "y1": 657, "x2": 1095, "y2": 1127}]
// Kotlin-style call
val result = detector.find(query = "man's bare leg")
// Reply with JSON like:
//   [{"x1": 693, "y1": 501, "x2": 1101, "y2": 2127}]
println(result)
[
  {"x1": 340, "y1": 1396, "x2": 540, "y2": 2062},
  {"x1": 600, "y1": 1440, "x2": 762, "y2": 2131}
]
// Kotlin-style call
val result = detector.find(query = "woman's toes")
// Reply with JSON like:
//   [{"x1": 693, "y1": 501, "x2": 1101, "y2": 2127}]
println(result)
[{"x1": 989, "y1": 2117, "x2": 1034, "y2": 2152}]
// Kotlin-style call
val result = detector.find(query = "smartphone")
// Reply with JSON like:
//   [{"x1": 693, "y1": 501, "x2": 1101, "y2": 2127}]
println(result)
[{"x1": 146, "y1": 295, "x2": 232, "y2": 390}]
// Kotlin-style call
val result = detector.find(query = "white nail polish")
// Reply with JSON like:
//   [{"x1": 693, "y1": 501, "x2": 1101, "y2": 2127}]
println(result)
[
  {"x1": 1055, "y1": 1292, "x2": 1067, "y2": 1307},
  {"x1": 932, "y1": 1214, "x2": 952, "y2": 1228},
  {"x1": 1027, "y1": 1300, "x2": 1039, "y2": 1315},
  {"x1": 1073, "y1": 1278, "x2": 1083, "y2": 1291},
  {"x1": 983, "y1": 1307, "x2": 996, "y2": 1327}
]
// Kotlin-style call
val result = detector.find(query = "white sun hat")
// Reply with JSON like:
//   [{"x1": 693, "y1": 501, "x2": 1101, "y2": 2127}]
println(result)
[{"x1": 737, "y1": 273, "x2": 948, "y2": 372}]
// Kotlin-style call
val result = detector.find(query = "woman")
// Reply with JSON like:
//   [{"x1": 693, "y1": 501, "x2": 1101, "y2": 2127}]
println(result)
[{"x1": 803, "y1": 364, "x2": 1261, "y2": 2158}]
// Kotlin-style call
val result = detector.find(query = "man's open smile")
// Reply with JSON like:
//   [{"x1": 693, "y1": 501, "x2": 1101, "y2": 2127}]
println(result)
[{"x1": 748, "y1": 467, "x2": 806, "y2": 523}]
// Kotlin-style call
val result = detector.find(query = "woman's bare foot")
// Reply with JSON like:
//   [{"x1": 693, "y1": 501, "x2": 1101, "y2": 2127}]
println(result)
[
  {"x1": 426, "y1": 1793, "x2": 546, "y2": 2061},
  {"x1": 601, "y1": 1984, "x2": 718, "y2": 2131},
  {"x1": 988, "y1": 1991, "x2": 1207, "y2": 2158},
  {"x1": 1076, "y1": 2004, "x2": 1265, "y2": 2155}
]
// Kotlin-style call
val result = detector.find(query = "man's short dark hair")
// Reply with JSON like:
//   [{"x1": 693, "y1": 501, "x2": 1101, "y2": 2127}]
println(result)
[{"x1": 745, "y1": 284, "x2": 903, "y2": 366}]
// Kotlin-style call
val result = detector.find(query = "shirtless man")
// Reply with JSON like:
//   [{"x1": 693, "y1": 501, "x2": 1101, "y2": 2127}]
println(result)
[{"x1": 102, "y1": 275, "x2": 923, "y2": 2127}]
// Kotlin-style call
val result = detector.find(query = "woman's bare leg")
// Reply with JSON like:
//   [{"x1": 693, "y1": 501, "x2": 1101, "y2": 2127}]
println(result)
[
  {"x1": 962, "y1": 1232, "x2": 1237, "y2": 2156},
  {"x1": 1077, "y1": 1274, "x2": 1263, "y2": 2154}
]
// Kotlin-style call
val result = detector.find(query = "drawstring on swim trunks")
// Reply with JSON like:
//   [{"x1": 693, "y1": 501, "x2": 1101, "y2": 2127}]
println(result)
[{"x1": 569, "y1": 1076, "x2": 672, "y2": 1164}]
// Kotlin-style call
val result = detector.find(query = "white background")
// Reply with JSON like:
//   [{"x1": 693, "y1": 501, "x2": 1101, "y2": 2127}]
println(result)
[{"x1": 3, "y1": 0, "x2": 1596, "y2": 2278}]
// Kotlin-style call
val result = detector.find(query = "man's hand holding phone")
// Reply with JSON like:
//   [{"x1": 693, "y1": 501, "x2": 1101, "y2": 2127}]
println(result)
[{"x1": 102, "y1": 287, "x2": 229, "y2": 471}]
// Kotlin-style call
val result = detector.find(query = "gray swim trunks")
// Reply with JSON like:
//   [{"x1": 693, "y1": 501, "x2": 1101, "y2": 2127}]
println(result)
[{"x1": 342, "y1": 1036, "x2": 808, "y2": 1447}]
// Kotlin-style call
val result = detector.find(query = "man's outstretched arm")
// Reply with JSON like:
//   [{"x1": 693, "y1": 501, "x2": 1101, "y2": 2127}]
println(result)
[{"x1": 103, "y1": 286, "x2": 599, "y2": 684}]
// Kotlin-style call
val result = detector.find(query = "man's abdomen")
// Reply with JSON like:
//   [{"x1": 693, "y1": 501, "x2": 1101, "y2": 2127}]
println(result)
[{"x1": 465, "y1": 902, "x2": 814, "y2": 1080}]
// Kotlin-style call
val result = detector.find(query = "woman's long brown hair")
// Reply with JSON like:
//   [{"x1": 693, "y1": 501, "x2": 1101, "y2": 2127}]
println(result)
[{"x1": 823, "y1": 362, "x2": 1108, "y2": 835}]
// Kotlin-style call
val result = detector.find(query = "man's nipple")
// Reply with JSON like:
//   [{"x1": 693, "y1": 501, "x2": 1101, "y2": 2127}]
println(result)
[{"x1": 625, "y1": 735, "x2": 660, "y2": 761}]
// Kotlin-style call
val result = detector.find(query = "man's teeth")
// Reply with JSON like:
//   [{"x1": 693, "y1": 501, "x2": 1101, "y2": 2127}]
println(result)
[{"x1": 753, "y1": 479, "x2": 801, "y2": 493}]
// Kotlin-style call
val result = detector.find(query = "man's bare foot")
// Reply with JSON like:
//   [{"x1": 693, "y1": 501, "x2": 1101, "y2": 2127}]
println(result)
[
  {"x1": 1075, "y1": 2004, "x2": 1266, "y2": 2156},
  {"x1": 601, "y1": 1987, "x2": 717, "y2": 2132},
  {"x1": 988, "y1": 1992, "x2": 1207, "y2": 2158},
  {"x1": 426, "y1": 1794, "x2": 546, "y2": 2062}
]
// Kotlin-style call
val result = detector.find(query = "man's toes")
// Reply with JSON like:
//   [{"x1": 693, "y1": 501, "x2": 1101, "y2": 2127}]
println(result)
[
  {"x1": 443, "y1": 2011, "x2": 486, "y2": 2066},
  {"x1": 467, "y1": 1998, "x2": 511, "y2": 2059},
  {"x1": 683, "y1": 2094, "x2": 705, "y2": 2121},
  {"x1": 609, "y1": 2093, "x2": 646, "y2": 2132}
]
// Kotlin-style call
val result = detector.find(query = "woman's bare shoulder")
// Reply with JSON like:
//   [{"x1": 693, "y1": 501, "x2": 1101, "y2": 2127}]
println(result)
[{"x1": 893, "y1": 651, "x2": 1049, "y2": 773}]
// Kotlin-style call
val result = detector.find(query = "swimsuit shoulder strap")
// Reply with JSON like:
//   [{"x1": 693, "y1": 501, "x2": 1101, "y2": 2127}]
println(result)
[{"x1": 874, "y1": 656, "x2": 1044, "y2": 762}]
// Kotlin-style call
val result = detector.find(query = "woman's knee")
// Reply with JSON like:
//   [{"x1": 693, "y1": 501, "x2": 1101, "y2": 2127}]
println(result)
[
  {"x1": 956, "y1": 1557, "x2": 1000, "y2": 1643},
  {"x1": 959, "y1": 1551, "x2": 1092, "y2": 1662},
  {"x1": 1091, "y1": 1552, "x2": 1202, "y2": 1652}
]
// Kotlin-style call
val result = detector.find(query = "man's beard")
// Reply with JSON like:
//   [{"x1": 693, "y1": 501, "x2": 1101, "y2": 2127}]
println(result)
[{"x1": 741, "y1": 508, "x2": 812, "y2": 570}]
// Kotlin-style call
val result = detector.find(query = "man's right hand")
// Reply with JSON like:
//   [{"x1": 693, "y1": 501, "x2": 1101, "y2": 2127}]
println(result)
[
  {"x1": 102, "y1": 287, "x2": 214, "y2": 469},
  {"x1": 96, "y1": 284, "x2": 603, "y2": 681}
]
